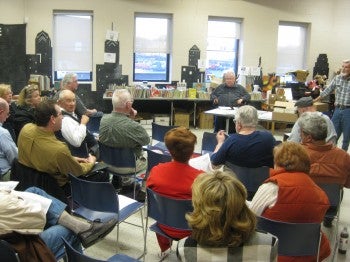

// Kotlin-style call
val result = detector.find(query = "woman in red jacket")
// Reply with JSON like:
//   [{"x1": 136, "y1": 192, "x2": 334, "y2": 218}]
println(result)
[
  {"x1": 146, "y1": 127, "x2": 203, "y2": 256},
  {"x1": 250, "y1": 142, "x2": 331, "y2": 262}
]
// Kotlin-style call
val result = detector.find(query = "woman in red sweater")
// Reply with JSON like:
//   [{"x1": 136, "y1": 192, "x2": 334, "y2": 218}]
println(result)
[{"x1": 146, "y1": 126, "x2": 203, "y2": 255}]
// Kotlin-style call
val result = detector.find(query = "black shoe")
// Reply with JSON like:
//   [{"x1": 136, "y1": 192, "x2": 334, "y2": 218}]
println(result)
[{"x1": 78, "y1": 218, "x2": 117, "y2": 248}]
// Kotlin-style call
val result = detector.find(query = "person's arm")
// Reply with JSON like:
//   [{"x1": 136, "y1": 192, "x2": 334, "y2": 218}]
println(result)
[
  {"x1": 210, "y1": 134, "x2": 229, "y2": 167},
  {"x1": 319, "y1": 76, "x2": 337, "y2": 98},
  {"x1": 248, "y1": 182, "x2": 278, "y2": 216},
  {"x1": 239, "y1": 85, "x2": 251, "y2": 104},
  {"x1": 61, "y1": 117, "x2": 87, "y2": 147},
  {"x1": 0, "y1": 131, "x2": 18, "y2": 165},
  {"x1": 287, "y1": 121, "x2": 302, "y2": 143},
  {"x1": 56, "y1": 149, "x2": 95, "y2": 177}
]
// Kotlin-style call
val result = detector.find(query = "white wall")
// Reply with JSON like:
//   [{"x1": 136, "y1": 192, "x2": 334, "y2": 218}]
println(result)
[{"x1": 0, "y1": 0, "x2": 349, "y2": 90}]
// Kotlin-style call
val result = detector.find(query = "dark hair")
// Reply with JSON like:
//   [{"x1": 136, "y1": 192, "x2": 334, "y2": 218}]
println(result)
[{"x1": 35, "y1": 100, "x2": 58, "y2": 127}]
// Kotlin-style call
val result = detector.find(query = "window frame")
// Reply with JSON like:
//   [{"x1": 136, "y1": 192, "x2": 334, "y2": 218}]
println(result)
[
  {"x1": 133, "y1": 13, "x2": 172, "y2": 83},
  {"x1": 53, "y1": 10, "x2": 93, "y2": 82},
  {"x1": 206, "y1": 16, "x2": 242, "y2": 78},
  {"x1": 276, "y1": 21, "x2": 309, "y2": 75}
]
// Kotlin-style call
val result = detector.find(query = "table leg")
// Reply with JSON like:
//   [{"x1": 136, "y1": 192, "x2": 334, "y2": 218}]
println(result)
[
  {"x1": 170, "y1": 101, "x2": 174, "y2": 125},
  {"x1": 225, "y1": 118, "x2": 230, "y2": 133},
  {"x1": 193, "y1": 102, "x2": 197, "y2": 127}
]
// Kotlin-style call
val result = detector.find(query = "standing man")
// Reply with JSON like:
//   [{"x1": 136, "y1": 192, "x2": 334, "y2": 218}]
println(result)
[
  {"x1": 0, "y1": 97, "x2": 18, "y2": 180},
  {"x1": 99, "y1": 89, "x2": 150, "y2": 191},
  {"x1": 59, "y1": 73, "x2": 102, "y2": 118},
  {"x1": 316, "y1": 59, "x2": 350, "y2": 151},
  {"x1": 210, "y1": 71, "x2": 251, "y2": 133},
  {"x1": 288, "y1": 96, "x2": 337, "y2": 145}
]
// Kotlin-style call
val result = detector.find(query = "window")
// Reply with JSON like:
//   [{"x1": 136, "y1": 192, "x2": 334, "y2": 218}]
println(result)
[
  {"x1": 133, "y1": 13, "x2": 172, "y2": 82},
  {"x1": 53, "y1": 11, "x2": 93, "y2": 82},
  {"x1": 276, "y1": 22, "x2": 308, "y2": 75},
  {"x1": 206, "y1": 17, "x2": 241, "y2": 78}
]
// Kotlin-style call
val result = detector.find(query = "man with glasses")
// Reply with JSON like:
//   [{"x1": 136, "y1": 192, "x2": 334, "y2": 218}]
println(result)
[
  {"x1": 210, "y1": 71, "x2": 251, "y2": 133},
  {"x1": 99, "y1": 89, "x2": 149, "y2": 194},
  {"x1": 58, "y1": 73, "x2": 102, "y2": 118},
  {"x1": 17, "y1": 100, "x2": 108, "y2": 196}
]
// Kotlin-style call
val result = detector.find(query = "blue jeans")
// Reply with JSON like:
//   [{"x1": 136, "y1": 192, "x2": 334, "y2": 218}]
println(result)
[
  {"x1": 331, "y1": 108, "x2": 350, "y2": 151},
  {"x1": 25, "y1": 187, "x2": 82, "y2": 259}
]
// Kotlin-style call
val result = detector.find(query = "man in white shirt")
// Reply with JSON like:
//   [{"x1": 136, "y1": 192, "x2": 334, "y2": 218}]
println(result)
[{"x1": 57, "y1": 90, "x2": 98, "y2": 157}]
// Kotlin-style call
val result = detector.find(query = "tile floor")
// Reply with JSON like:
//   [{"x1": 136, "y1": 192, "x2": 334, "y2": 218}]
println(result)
[{"x1": 83, "y1": 127, "x2": 350, "y2": 261}]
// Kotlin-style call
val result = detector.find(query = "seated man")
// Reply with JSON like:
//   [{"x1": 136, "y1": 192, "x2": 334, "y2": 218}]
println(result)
[
  {"x1": 0, "y1": 186, "x2": 117, "y2": 260},
  {"x1": 0, "y1": 98, "x2": 18, "y2": 180},
  {"x1": 299, "y1": 112, "x2": 350, "y2": 227},
  {"x1": 56, "y1": 73, "x2": 102, "y2": 118},
  {"x1": 210, "y1": 71, "x2": 251, "y2": 133},
  {"x1": 211, "y1": 105, "x2": 275, "y2": 169},
  {"x1": 288, "y1": 96, "x2": 337, "y2": 145},
  {"x1": 99, "y1": 89, "x2": 150, "y2": 191},
  {"x1": 17, "y1": 100, "x2": 108, "y2": 195},
  {"x1": 56, "y1": 89, "x2": 98, "y2": 157}
]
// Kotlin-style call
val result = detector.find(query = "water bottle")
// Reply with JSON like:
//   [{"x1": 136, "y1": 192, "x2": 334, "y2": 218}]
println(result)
[{"x1": 338, "y1": 227, "x2": 348, "y2": 254}]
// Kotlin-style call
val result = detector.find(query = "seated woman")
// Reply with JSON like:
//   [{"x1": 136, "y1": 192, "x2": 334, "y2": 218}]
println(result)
[
  {"x1": 146, "y1": 127, "x2": 203, "y2": 256},
  {"x1": 177, "y1": 171, "x2": 278, "y2": 261},
  {"x1": 13, "y1": 84, "x2": 41, "y2": 140},
  {"x1": 0, "y1": 83, "x2": 17, "y2": 141},
  {"x1": 249, "y1": 142, "x2": 331, "y2": 262}
]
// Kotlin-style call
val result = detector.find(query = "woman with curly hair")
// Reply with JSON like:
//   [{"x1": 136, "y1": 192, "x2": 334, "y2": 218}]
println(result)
[
  {"x1": 177, "y1": 171, "x2": 278, "y2": 261},
  {"x1": 250, "y1": 142, "x2": 331, "y2": 262}
]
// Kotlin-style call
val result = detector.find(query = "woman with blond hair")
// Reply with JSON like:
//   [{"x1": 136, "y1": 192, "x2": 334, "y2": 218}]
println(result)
[
  {"x1": 0, "y1": 84, "x2": 16, "y2": 141},
  {"x1": 147, "y1": 126, "x2": 203, "y2": 257},
  {"x1": 177, "y1": 171, "x2": 278, "y2": 261},
  {"x1": 250, "y1": 142, "x2": 331, "y2": 261},
  {"x1": 13, "y1": 84, "x2": 41, "y2": 140}
]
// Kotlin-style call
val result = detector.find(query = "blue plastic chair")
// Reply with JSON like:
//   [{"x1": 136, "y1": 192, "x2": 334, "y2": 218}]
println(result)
[
  {"x1": 98, "y1": 142, "x2": 139, "y2": 199},
  {"x1": 151, "y1": 122, "x2": 177, "y2": 144},
  {"x1": 226, "y1": 163, "x2": 269, "y2": 200},
  {"x1": 62, "y1": 237, "x2": 139, "y2": 262},
  {"x1": 69, "y1": 174, "x2": 145, "y2": 258},
  {"x1": 257, "y1": 216, "x2": 321, "y2": 259},
  {"x1": 144, "y1": 188, "x2": 193, "y2": 255},
  {"x1": 0, "y1": 240, "x2": 20, "y2": 262},
  {"x1": 86, "y1": 115, "x2": 102, "y2": 135},
  {"x1": 144, "y1": 147, "x2": 172, "y2": 178},
  {"x1": 201, "y1": 132, "x2": 218, "y2": 155}
]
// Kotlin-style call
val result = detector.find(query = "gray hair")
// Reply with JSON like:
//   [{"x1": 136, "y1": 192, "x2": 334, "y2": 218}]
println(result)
[
  {"x1": 62, "y1": 73, "x2": 77, "y2": 87},
  {"x1": 235, "y1": 105, "x2": 258, "y2": 128},
  {"x1": 298, "y1": 112, "x2": 327, "y2": 141},
  {"x1": 223, "y1": 71, "x2": 236, "y2": 79},
  {"x1": 58, "y1": 89, "x2": 75, "y2": 101},
  {"x1": 343, "y1": 59, "x2": 350, "y2": 64},
  {"x1": 112, "y1": 89, "x2": 132, "y2": 109}
]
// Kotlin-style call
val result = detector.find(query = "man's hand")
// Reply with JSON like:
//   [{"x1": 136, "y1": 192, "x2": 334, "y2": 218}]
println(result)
[
  {"x1": 213, "y1": 98, "x2": 219, "y2": 105},
  {"x1": 129, "y1": 108, "x2": 138, "y2": 119},
  {"x1": 216, "y1": 130, "x2": 227, "y2": 144},
  {"x1": 237, "y1": 98, "x2": 243, "y2": 105},
  {"x1": 80, "y1": 115, "x2": 89, "y2": 125}
]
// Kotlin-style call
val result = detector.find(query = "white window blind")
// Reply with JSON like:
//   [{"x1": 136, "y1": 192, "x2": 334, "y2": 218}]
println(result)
[
  {"x1": 276, "y1": 22, "x2": 308, "y2": 74},
  {"x1": 53, "y1": 11, "x2": 93, "y2": 81}
]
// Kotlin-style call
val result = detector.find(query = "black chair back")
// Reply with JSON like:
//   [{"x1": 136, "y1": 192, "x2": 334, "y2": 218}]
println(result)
[
  {"x1": 226, "y1": 163, "x2": 269, "y2": 200},
  {"x1": 0, "y1": 240, "x2": 20, "y2": 262}
]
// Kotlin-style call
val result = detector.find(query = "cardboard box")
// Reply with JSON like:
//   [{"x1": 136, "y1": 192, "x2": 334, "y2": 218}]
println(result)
[
  {"x1": 154, "y1": 115, "x2": 170, "y2": 126},
  {"x1": 272, "y1": 101, "x2": 298, "y2": 123},
  {"x1": 314, "y1": 102, "x2": 329, "y2": 112},
  {"x1": 199, "y1": 112, "x2": 214, "y2": 129},
  {"x1": 174, "y1": 113, "x2": 190, "y2": 128}
]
